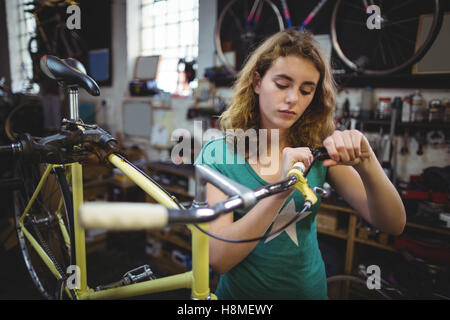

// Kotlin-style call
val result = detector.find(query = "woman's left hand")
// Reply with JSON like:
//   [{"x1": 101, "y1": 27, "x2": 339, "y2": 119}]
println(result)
[{"x1": 322, "y1": 130, "x2": 373, "y2": 167}]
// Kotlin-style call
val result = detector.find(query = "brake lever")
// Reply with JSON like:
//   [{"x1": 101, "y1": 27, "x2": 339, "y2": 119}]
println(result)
[
  {"x1": 312, "y1": 147, "x2": 331, "y2": 161},
  {"x1": 302, "y1": 147, "x2": 330, "y2": 177},
  {"x1": 286, "y1": 147, "x2": 331, "y2": 206}
]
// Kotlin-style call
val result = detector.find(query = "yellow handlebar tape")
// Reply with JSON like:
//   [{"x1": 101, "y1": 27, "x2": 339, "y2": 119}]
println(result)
[{"x1": 287, "y1": 162, "x2": 318, "y2": 205}]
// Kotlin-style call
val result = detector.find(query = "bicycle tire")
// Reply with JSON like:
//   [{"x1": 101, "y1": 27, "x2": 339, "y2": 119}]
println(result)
[
  {"x1": 215, "y1": 0, "x2": 285, "y2": 75},
  {"x1": 13, "y1": 161, "x2": 74, "y2": 299},
  {"x1": 5, "y1": 101, "x2": 44, "y2": 142},
  {"x1": 331, "y1": 0, "x2": 443, "y2": 76},
  {"x1": 327, "y1": 274, "x2": 392, "y2": 300}
]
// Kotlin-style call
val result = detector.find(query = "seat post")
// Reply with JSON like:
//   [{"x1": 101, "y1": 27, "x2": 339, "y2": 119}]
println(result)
[{"x1": 68, "y1": 87, "x2": 80, "y2": 121}]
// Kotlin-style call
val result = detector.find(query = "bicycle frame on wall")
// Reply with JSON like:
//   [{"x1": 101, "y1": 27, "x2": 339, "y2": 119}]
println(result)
[{"x1": 16, "y1": 87, "x2": 217, "y2": 300}]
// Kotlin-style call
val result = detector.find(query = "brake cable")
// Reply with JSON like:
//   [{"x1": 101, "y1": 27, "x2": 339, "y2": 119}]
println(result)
[
  {"x1": 192, "y1": 147, "x2": 330, "y2": 243},
  {"x1": 193, "y1": 204, "x2": 311, "y2": 243}
]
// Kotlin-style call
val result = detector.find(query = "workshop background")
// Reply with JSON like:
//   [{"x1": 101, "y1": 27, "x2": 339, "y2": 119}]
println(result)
[{"x1": 0, "y1": 0, "x2": 449, "y2": 299}]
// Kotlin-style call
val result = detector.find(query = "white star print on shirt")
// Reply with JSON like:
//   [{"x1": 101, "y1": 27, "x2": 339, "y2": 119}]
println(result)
[{"x1": 264, "y1": 199, "x2": 312, "y2": 246}]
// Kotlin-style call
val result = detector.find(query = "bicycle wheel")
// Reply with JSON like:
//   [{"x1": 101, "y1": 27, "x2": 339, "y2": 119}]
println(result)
[
  {"x1": 13, "y1": 161, "x2": 75, "y2": 299},
  {"x1": 215, "y1": 0, "x2": 285, "y2": 74},
  {"x1": 327, "y1": 275, "x2": 392, "y2": 300},
  {"x1": 5, "y1": 100, "x2": 44, "y2": 142},
  {"x1": 331, "y1": 0, "x2": 443, "y2": 75}
]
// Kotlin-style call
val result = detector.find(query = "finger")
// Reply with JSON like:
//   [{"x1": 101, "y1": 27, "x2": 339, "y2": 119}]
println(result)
[
  {"x1": 342, "y1": 131, "x2": 356, "y2": 161},
  {"x1": 359, "y1": 135, "x2": 373, "y2": 158},
  {"x1": 323, "y1": 159, "x2": 338, "y2": 167},
  {"x1": 323, "y1": 137, "x2": 339, "y2": 162},
  {"x1": 292, "y1": 147, "x2": 313, "y2": 170},
  {"x1": 333, "y1": 132, "x2": 350, "y2": 163},
  {"x1": 305, "y1": 148, "x2": 313, "y2": 168},
  {"x1": 350, "y1": 130, "x2": 362, "y2": 158}
]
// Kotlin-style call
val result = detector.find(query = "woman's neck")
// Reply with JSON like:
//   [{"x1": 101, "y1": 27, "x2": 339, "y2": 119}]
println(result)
[{"x1": 264, "y1": 128, "x2": 289, "y2": 155}]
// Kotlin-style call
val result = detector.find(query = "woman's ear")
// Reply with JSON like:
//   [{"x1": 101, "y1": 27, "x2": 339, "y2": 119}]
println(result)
[{"x1": 253, "y1": 71, "x2": 261, "y2": 94}]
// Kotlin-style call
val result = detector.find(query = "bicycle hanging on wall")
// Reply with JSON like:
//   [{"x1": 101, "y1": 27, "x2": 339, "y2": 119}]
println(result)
[{"x1": 215, "y1": 0, "x2": 443, "y2": 77}]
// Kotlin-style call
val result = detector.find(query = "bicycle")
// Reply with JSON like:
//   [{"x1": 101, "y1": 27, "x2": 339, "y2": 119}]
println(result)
[
  {"x1": 215, "y1": 0, "x2": 443, "y2": 76},
  {"x1": 25, "y1": 0, "x2": 87, "y2": 85},
  {"x1": 327, "y1": 264, "x2": 406, "y2": 300},
  {"x1": 327, "y1": 255, "x2": 450, "y2": 300},
  {"x1": 1, "y1": 55, "x2": 332, "y2": 300}
]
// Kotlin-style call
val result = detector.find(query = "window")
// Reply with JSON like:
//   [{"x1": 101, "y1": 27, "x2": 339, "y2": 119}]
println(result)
[
  {"x1": 140, "y1": 0, "x2": 199, "y2": 93},
  {"x1": 6, "y1": 0, "x2": 38, "y2": 93}
]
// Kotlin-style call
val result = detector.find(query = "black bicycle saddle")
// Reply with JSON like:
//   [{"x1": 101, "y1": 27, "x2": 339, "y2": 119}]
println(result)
[{"x1": 40, "y1": 55, "x2": 100, "y2": 96}]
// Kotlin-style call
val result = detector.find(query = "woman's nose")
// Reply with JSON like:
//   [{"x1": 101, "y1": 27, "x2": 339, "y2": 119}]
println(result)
[{"x1": 285, "y1": 88, "x2": 299, "y2": 105}]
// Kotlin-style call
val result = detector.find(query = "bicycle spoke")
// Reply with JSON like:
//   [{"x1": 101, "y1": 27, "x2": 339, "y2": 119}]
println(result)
[
  {"x1": 228, "y1": 7, "x2": 244, "y2": 33},
  {"x1": 385, "y1": 29, "x2": 416, "y2": 46},
  {"x1": 377, "y1": 34, "x2": 388, "y2": 66},
  {"x1": 336, "y1": 18, "x2": 366, "y2": 27},
  {"x1": 386, "y1": 18, "x2": 416, "y2": 33},
  {"x1": 342, "y1": 1, "x2": 366, "y2": 12},
  {"x1": 382, "y1": 32, "x2": 399, "y2": 67},
  {"x1": 333, "y1": 0, "x2": 440, "y2": 74},
  {"x1": 385, "y1": 16, "x2": 419, "y2": 27},
  {"x1": 216, "y1": 0, "x2": 284, "y2": 73},
  {"x1": 14, "y1": 161, "x2": 73, "y2": 299},
  {"x1": 385, "y1": 0, "x2": 417, "y2": 15},
  {"x1": 373, "y1": 0, "x2": 385, "y2": 13},
  {"x1": 361, "y1": 31, "x2": 381, "y2": 67},
  {"x1": 391, "y1": 34, "x2": 408, "y2": 64}
]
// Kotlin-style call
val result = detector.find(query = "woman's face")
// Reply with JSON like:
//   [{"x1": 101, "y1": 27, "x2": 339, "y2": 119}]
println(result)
[{"x1": 254, "y1": 55, "x2": 320, "y2": 133}]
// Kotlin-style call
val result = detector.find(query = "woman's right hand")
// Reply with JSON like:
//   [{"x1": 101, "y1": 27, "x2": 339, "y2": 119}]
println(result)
[
  {"x1": 275, "y1": 147, "x2": 314, "y2": 199},
  {"x1": 280, "y1": 147, "x2": 314, "y2": 179}
]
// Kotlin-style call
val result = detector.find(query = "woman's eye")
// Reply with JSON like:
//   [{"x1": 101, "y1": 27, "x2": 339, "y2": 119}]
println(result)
[
  {"x1": 300, "y1": 90, "x2": 312, "y2": 96},
  {"x1": 275, "y1": 83, "x2": 289, "y2": 89}
]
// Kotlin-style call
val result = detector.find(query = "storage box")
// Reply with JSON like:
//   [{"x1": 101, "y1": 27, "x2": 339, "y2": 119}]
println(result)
[{"x1": 316, "y1": 209, "x2": 339, "y2": 231}]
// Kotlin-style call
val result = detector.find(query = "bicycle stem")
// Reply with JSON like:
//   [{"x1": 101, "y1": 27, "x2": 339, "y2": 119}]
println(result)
[{"x1": 68, "y1": 87, "x2": 79, "y2": 121}]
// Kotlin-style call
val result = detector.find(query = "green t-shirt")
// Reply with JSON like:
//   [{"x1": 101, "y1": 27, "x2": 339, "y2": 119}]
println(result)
[{"x1": 194, "y1": 137, "x2": 328, "y2": 300}]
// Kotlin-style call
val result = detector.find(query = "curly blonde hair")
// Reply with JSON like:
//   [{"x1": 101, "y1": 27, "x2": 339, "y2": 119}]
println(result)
[{"x1": 219, "y1": 29, "x2": 336, "y2": 150}]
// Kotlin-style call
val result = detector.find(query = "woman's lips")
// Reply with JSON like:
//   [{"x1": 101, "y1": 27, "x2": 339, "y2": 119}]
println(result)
[{"x1": 278, "y1": 110, "x2": 296, "y2": 117}]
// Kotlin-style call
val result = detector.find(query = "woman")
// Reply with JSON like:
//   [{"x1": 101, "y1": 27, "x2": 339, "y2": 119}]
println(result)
[{"x1": 194, "y1": 29, "x2": 406, "y2": 299}]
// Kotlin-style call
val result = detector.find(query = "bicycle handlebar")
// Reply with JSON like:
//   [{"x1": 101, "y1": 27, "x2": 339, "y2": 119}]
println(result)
[
  {"x1": 0, "y1": 120, "x2": 119, "y2": 164},
  {"x1": 80, "y1": 202, "x2": 219, "y2": 230},
  {"x1": 0, "y1": 143, "x2": 22, "y2": 161},
  {"x1": 80, "y1": 203, "x2": 171, "y2": 230},
  {"x1": 80, "y1": 148, "x2": 331, "y2": 234}
]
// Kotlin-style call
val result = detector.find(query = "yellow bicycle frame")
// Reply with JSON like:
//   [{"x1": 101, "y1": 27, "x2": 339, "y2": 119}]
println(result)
[{"x1": 18, "y1": 154, "x2": 216, "y2": 300}]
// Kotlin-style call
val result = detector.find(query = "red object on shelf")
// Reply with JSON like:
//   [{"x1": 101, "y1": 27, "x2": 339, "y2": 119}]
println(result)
[
  {"x1": 400, "y1": 189, "x2": 449, "y2": 204},
  {"x1": 394, "y1": 236, "x2": 450, "y2": 264}
]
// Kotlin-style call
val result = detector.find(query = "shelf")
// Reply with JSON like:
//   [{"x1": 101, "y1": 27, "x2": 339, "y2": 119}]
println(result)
[
  {"x1": 317, "y1": 227, "x2": 396, "y2": 252},
  {"x1": 321, "y1": 202, "x2": 449, "y2": 236},
  {"x1": 334, "y1": 72, "x2": 450, "y2": 89},
  {"x1": 354, "y1": 237, "x2": 396, "y2": 252},
  {"x1": 317, "y1": 228, "x2": 347, "y2": 240},
  {"x1": 361, "y1": 119, "x2": 449, "y2": 134},
  {"x1": 320, "y1": 203, "x2": 356, "y2": 214},
  {"x1": 187, "y1": 107, "x2": 222, "y2": 119},
  {"x1": 148, "y1": 162, "x2": 194, "y2": 178},
  {"x1": 405, "y1": 222, "x2": 450, "y2": 236},
  {"x1": 147, "y1": 227, "x2": 191, "y2": 251},
  {"x1": 363, "y1": 120, "x2": 449, "y2": 130}
]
